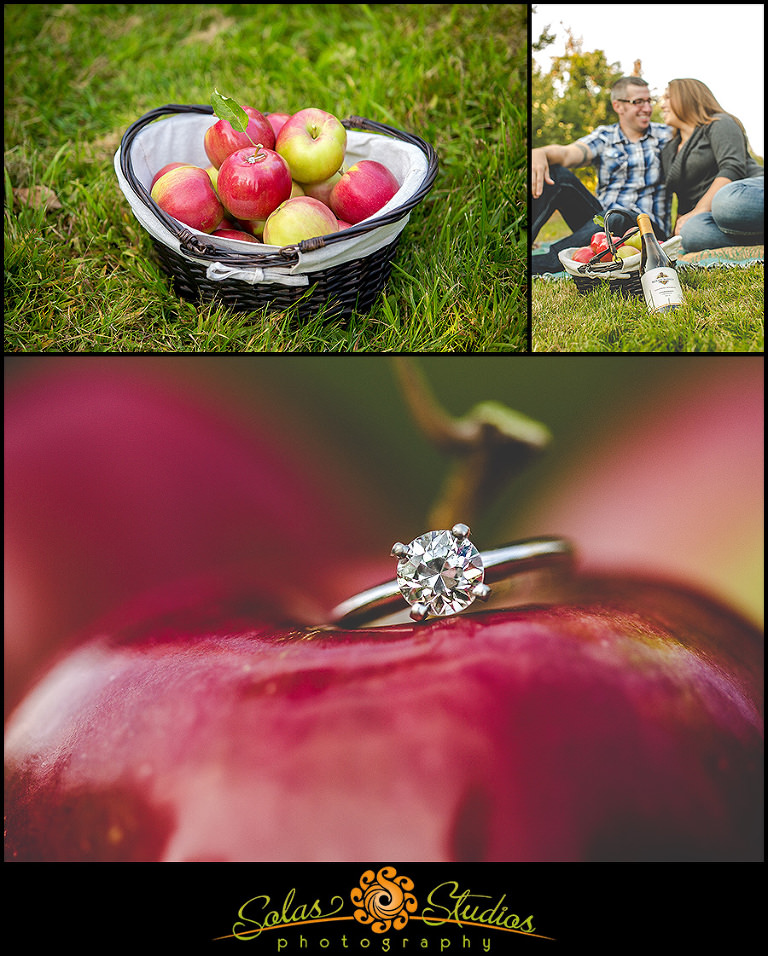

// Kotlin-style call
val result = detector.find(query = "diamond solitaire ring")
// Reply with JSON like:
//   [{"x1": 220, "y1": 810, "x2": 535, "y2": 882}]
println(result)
[{"x1": 330, "y1": 524, "x2": 574, "y2": 628}]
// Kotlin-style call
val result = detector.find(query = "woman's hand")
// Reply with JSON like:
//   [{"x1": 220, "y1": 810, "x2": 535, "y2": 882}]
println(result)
[{"x1": 673, "y1": 211, "x2": 696, "y2": 235}]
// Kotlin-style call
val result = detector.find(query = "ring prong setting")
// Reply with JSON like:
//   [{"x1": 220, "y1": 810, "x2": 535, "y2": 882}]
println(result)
[
  {"x1": 410, "y1": 603, "x2": 430, "y2": 622},
  {"x1": 394, "y1": 524, "x2": 486, "y2": 622}
]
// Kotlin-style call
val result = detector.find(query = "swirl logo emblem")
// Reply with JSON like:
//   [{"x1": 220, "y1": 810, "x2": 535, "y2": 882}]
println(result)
[{"x1": 351, "y1": 867, "x2": 418, "y2": 933}]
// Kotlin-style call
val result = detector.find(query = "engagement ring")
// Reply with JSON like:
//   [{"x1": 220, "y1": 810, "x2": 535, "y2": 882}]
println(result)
[{"x1": 330, "y1": 524, "x2": 574, "y2": 627}]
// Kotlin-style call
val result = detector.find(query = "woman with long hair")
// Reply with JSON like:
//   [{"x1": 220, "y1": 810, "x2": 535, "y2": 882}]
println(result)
[{"x1": 660, "y1": 78, "x2": 764, "y2": 251}]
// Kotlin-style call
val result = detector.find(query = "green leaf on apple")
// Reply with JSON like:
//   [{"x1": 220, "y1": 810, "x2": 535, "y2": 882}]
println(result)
[{"x1": 211, "y1": 89, "x2": 250, "y2": 134}]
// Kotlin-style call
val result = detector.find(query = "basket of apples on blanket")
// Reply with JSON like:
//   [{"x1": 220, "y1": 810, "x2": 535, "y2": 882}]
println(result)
[
  {"x1": 558, "y1": 208, "x2": 681, "y2": 299},
  {"x1": 115, "y1": 91, "x2": 438, "y2": 318}
]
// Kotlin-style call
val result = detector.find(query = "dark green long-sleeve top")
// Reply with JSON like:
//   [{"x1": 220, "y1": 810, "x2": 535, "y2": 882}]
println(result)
[{"x1": 661, "y1": 112, "x2": 764, "y2": 216}]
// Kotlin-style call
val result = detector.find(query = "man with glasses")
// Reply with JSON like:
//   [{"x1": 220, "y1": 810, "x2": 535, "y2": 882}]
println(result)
[{"x1": 531, "y1": 76, "x2": 674, "y2": 274}]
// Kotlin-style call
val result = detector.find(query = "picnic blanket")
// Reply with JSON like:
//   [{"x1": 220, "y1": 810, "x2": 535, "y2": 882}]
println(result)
[
  {"x1": 675, "y1": 245, "x2": 764, "y2": 269},
  {"x1": 533, "y1": 243, "x2": 764, "y2": 280}
]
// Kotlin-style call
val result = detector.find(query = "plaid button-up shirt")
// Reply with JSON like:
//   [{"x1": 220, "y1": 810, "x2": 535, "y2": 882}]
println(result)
[{"x1": 578, "y1": 122, "x2": 674, "y2": 235}]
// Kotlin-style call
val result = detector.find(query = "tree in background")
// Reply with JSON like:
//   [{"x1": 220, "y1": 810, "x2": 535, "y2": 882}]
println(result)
[{"x1": 533, "y1": 26, "x2": 625, "y2": 192}]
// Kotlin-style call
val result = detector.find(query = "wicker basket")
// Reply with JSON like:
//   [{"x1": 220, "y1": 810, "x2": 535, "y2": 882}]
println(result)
[
  {"x1": 115, "y1": 105, "x2": 438, "y2": 319},
  {"x1": 558, "y1": 208, "x2": 682, "y2": 298}
]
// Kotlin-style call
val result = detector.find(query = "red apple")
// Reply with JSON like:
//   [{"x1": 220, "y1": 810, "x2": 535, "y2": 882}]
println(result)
[
  {"x1": 275, "y1": 108, "x2": 347, "y2": 184},
  {"x1": 203, "y1": 106, "x2": 275, "y2": 169},
  {"x1": 266, "y1": 112, "x2": 292, "y2": 139},
  {"x1": 3, "y1": 569, "x2": 762, "y2": 862},
  {"x1": 329, "y1": 160, "x2": 400, "y2": 224},
  {"x1": 590, "y1": 232, "x2": 622, "y2": 262},
  {"x1": 262, "y1": 196, "x2": 339, "y2": 246},
  {"x1": 571, "y1": 246, "x2": 594, "y2": 263},
  {"x1": 3, "y1": 361, "x2": 393, "y2": 718},
  {"x1": 150, "y1": 165, "x2": 224, "y2": 233},
  {"x1": 514, "y1": 360, "x2": 764, "y2": 627},
  {"x1": 150, "y1": 162, "x2": 190, "y2": 190},
  {"x1": 212, "y1": 227, "x2": 261, "y2": 242},
  {"x1": 215, "y1": 145, "x2": 292, "y2": 221},
  {"x1": 336, "y1": 218, "x2": 352, "y2": 231},
  {"x1": 240, "y1": 217, "x2": 267, "y2": 240},
  {"x1": 298, "y1": 170, "x2": 343, "y2": 207}
]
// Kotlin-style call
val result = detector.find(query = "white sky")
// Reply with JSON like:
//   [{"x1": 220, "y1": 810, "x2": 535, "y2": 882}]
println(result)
[{"x1": 532, "y1": 4, "x2": 765, "y2": 157}]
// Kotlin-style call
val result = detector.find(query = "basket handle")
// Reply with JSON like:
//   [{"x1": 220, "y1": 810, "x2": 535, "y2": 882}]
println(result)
[
  {"x1": 119, "y1": 105, "x2": 438, "y2": 265},
  {"x1": 578, "y1": 207, "x2": 641, "y2": 274}
]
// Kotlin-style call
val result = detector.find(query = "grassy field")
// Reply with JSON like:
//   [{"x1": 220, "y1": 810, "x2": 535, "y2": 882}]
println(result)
[
  {"x1": 532, "y1": 215, "x2": 764, "y2": 352},
  {"x1": 4, "y1": 4, "x2": 527, "y2": 353},
  {"x1": 532, "y1": 266, "x2": 765, "y2": 352}
]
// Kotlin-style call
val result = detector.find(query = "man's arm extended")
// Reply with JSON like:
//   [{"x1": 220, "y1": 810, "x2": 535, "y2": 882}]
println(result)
[{"x1": 531, "y1": 142, "x2": 592, "y2": 199}]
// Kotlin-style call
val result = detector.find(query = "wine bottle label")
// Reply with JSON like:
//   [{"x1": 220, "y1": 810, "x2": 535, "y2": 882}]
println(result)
[{"x1": 641, "y1": 266, "x2": 683, "y2": 312}]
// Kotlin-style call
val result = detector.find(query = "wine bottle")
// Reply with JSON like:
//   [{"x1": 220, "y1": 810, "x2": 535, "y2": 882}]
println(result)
[{"x1": 637, "y1": 213, "x2": 683, "y2": 313}]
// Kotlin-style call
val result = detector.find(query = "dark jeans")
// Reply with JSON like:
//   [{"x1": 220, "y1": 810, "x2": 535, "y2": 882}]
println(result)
[{"x1": 531, "y1": 166, "x2": 638, "y2": 275}]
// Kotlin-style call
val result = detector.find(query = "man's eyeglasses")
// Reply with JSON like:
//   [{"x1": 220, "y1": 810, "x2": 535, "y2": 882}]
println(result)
[{"x1": 615, "y1": 97, "x2": 654, "y2": 107}]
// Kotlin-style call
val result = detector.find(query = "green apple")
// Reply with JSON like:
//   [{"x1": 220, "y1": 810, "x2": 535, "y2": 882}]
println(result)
[
  {"x1": 275, "y1": 109, "x2": 347, "y2": 184},
  {"x1": 622, "y1": 229, "x2": 643, "y2": 251}
]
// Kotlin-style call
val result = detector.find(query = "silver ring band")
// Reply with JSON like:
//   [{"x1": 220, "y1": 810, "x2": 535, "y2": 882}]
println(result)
[{"x1": 330, "y1": 535, "x2": 574, "y2": 628}]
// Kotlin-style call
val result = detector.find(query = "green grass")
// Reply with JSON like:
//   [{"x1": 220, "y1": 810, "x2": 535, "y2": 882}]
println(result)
[
  {"x1": 4, "y1": 4, "x2": 527, "y2": 353},
  {"x1": 532, "y1": 265, "x2": 764, "y2": 352},
  {"x1": 532, "y1": 212, "x2": 764, "y2": 352}
]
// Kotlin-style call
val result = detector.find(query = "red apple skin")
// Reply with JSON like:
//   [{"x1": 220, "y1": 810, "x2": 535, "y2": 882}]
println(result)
[
  {"x1": 150, "y1": 162, "x2": 190, "y2": 190},
  {"x1": 263, "y1": 196, "x2": 339, "y2": 246},
  {"x1": 216, "y1": 146, "x2": 293, "y2": 221},
  {"x1": 203, "y1": 106, "x2": 276, "y2": 169},
  {"x1": 275, "y1": 108, "x2": 347, "y2": 184},
  {"x1": 336, "y1": 219, "x2": 352, "y2": 231},
  {"x1": 3, "y1": 361, "x2": 394, "y2": 718},
  {"x1": 150, "y1": 165, "x2": 224, "y2": 233},
  {"x1": 571, "y1": 246, "x2": 594, "y2": 263},
  {"x1": 329, "y1": 160, "x2": 400, "y2": 224},
  {"x1": 4, "y1": 571, "x2": 762, "y2": 863},
  {"x1": 513, "y1": 360, "x2": 764, "y2": 628},
  {"x1": 266, "y1": 112, "x2": 292, "y2": 139},
  {"x1": 212, "y1": 227, "x2": 261, "y2": 242}
]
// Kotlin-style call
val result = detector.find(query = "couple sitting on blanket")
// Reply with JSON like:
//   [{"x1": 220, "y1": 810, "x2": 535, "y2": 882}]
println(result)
[{"x1": 531, "y1": 76, "x2": 765, "y2": 274}]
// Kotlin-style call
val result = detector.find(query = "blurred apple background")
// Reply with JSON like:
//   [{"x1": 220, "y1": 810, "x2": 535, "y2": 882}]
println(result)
[{"x1": 5, "y1": 354, "x2": 763, "y2": 715}]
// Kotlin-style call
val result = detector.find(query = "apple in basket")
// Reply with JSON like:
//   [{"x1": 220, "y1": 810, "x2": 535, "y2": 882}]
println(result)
[
  {"x1": 212, "y1": 227, "x2": 261, "y2": 243},
  {"x1": 298, "y1": 170, "x2": 343, "y2": 207},
  {"x1": 275, "y1": 108, "x2": 347, "y2": 184},
  {"x1": 623, "y1": 228, "x2": 643, "y2": 252},
  {"x1": 204, "y1": 106, "x2": 276, "y2": 169},
  {"x1": 216, "y1": 145, "x2": 293, "y2": 222},
  {"x1": 262, "y1": 196, "x2": 339, "y2": 247},
  {"x1": 329, "y1": 160, "x2": 400, "y2": 224},
  {"x1": 266, "y1": 112, "x2": 292, "y2": 139},
  {"x1": 150, "y1": 162, "x2": 189, "y2": 190},
  {"x1": 150, "y1": 165, "x2": 224, "y2": 234},
  {"x1": 571, "y1": 246, "x2": 594, "y2": 264}
]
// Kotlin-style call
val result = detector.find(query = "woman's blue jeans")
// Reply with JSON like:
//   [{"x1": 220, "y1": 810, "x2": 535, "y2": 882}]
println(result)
[{"x1": 679, "y1": 176, "x2": 764, "y2": 252}]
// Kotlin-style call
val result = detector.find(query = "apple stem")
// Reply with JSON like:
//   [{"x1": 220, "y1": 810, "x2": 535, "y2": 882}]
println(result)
[{"x1": 391, "y1": 358, "x2": 552, "y2": 532}]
